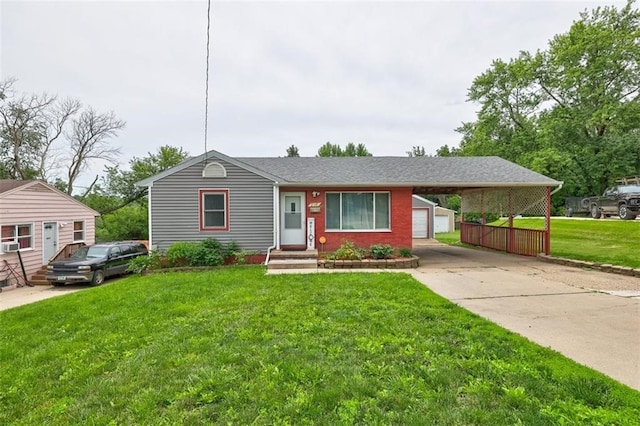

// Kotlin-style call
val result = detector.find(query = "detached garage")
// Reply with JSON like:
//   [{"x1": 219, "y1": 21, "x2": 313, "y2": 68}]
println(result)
[
  {"x1": 411, "y1": 195, "x2": 436, "y2": 239},
  {"x1": 434, "y1": 206, "x2": 456, "y2": 233}
]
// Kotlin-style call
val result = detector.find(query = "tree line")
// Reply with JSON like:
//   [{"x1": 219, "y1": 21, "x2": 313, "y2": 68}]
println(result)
[{"x1": 452, "y1": 0, "x2": 640, "y2": 200}]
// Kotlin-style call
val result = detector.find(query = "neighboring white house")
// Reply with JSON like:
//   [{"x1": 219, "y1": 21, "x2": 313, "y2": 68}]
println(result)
[{"x1": 0, "y1": 180, "x2": 99, "y2": 287}]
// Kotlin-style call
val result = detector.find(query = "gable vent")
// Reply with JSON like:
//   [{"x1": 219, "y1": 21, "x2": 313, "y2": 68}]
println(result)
[{"x1": 202, "y1": 162, "x2": 227, "y2": 178}]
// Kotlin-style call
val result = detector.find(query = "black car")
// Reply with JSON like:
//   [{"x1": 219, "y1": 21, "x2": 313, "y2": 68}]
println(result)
[{"x1": 46, "y1": 242, "x2": 148, "y2": 286}]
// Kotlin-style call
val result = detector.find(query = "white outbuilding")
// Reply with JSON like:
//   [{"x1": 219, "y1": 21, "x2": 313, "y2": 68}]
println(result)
[{"x1": 411, "y1": 195, "x2": 436, "y2": 239}]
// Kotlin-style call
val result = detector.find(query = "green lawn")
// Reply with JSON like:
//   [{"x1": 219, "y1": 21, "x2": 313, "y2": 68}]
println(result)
[
  {"x1": 436, "y1": 218, "x2": 640, "y2": 268},
  {"x1": 2, "y1": 268, "x2": 638, "y2": 424}
]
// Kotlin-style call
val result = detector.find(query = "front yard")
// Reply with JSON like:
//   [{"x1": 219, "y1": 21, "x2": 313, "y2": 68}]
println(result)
[{"x1": 1, "y1": 268, "x2": 638, "y2": 424}]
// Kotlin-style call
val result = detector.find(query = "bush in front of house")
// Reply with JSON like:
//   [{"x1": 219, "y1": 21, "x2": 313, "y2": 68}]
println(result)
[
  {"x1": 398, "y1": 247, "x2": 412, "y2": 258},
  {"x1": 369, "y1": 244, "x2": 394, "y2": 259},
  {"x1": 166, "y1": 238, "x2": 225, "y2": 267},
  {"x1": 327, "y1": 239, "x2": 366, "y2": 260},
  {"x1": 127, "y1": 250, "x2": 164, "y2": 273}
]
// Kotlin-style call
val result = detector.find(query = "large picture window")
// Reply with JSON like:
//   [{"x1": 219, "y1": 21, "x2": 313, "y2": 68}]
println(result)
[
  {"x1": 1, "y1": 224, "x2": 34, "y2": 249},
  {"x1": 199, "y1": 189, "x2": 229, "y2": 231},
  {"x1": 326, "y1": 192, "x2": 390, "y2": 230}
]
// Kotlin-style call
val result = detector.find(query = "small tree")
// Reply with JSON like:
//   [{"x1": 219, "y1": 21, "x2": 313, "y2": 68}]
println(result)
[
  {"x1": 407, "y1": 146, "x2": 427, "y2": 157},
  {"x1": 286, "y1": 144, "x2": 300, "y2": 157}
]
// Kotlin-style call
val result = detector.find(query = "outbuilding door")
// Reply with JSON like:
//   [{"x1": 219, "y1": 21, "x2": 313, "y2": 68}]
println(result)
[
  {"x1": 280, "y1": 192, "x2": 306, "y2": 246},
  {"x1": 434, "y1": 216, "x2": 450, "y2": 233},
  {"x1": 412, "y1": 209, "x2": 429, "y2": 238}
]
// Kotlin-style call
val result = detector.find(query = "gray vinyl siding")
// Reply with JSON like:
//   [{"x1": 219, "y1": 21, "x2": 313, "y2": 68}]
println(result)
[{"x1": 150, "y1": 159, "x2": 275, "y2": 252}]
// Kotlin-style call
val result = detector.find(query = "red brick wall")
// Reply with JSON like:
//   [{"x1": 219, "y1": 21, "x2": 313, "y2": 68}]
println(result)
[{"x1": 281, "y1": 186, "x2": 413, "y2": 253}]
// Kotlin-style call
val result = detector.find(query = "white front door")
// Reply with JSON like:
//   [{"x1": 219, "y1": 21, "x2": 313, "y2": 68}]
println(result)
[
  {"x1": 280, "y1": 192, "x2": 306, "y2": 246},
  {"x1": 43, "y1": 222, "x2": 58, "y2": 262}
]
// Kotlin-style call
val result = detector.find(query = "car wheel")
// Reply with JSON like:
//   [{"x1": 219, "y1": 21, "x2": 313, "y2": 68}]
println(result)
[
  {"x1": 590, "y1": 205, "x2": 600, "y2": 219},
  {"x1": 581, "y1": 198, "x2": 590, "y2": 209},
  {"x1": 619, "y1": 204, "x2": 636, "y2": 220},
  {"x1": 91, "y1": 269, "x2": 105, "y2": 286}
]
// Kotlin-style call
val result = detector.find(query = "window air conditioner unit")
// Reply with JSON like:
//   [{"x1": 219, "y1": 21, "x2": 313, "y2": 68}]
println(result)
[{"x1": 1, "y1": 242, "x2": 20, "y2": 252}]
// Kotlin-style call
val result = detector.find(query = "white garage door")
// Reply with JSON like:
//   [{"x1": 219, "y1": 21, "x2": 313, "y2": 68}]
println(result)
[
  {"x1": 434, "y1": 215, "x2": 450, "y2": 233},
  {"x1": 412, "y1": 209, "x2": 428, "y2": 238}
]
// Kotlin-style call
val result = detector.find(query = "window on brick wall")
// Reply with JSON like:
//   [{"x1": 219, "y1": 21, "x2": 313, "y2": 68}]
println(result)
[{"x1": 326, "y1": 192, "x2": 390, "y2": 230}]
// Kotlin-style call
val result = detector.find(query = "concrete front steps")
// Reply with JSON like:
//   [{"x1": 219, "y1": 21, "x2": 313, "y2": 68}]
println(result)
[{"x1": 267, "y1": 249, "x2": 318, "y2": 270}]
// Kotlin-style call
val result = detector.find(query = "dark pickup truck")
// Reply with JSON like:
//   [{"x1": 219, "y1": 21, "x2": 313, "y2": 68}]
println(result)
[{"x1": 585, "y1": 183, "x2": 640, "y2": 220}]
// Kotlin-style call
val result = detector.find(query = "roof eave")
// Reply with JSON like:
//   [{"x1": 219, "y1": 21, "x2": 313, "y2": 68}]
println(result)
[
  {"x1": 135, "y1": 149, "x2": 281, "y2": 187},
  {"x1": 276, "y1": 181, "x2": 562, "y2": 188}
]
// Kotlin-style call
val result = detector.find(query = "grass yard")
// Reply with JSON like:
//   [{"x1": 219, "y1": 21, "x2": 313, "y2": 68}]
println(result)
[
  {"x1": 436, "y1": 218, "x2": 640, "y2": 268},
  {"x1": 1, "y1": 268, "x2": 639, "y2": 424}
]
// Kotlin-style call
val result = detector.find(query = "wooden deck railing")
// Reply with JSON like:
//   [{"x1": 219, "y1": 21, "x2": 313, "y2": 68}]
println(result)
[
  {"x1": 460, "y1": 222, "x2": 547, "y2": 256},
  {"x1": 49, "y1": 242, "x2": 86, "y2": 263}
]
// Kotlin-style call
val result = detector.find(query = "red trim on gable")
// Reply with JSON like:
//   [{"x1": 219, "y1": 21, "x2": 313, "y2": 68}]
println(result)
[{"x1": 199, "y1": 189, "x2": 230, "y2": 232}]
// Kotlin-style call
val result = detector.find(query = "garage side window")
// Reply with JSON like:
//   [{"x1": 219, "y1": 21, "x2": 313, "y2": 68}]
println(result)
[
  {"x1": 199, "y1": 189, "x2": 229, "y2": 231},
  {"x1": 73, "y1": 221, "x2": 85, "y2": 242}
]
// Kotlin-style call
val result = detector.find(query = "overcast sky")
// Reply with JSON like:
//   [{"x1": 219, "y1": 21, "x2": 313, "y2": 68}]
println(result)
[{"x1": 0, "y1": 0, "x2": 626, "y2": 183}]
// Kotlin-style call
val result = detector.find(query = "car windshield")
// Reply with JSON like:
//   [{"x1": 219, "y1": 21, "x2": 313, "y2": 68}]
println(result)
[
  {"x1": 70, "y1": 246, "x2": 110, "y2": 259},
  {"x1": 619, "y1": 185, "x2": 640, "y2": 193}
]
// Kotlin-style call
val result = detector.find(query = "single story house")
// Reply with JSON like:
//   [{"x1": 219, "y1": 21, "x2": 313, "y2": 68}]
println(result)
[
  {"x1": 0, "y1": 180, "x2": 99, "y2": 287},
  {"x1": 136, "y1": 150, "x2": 561, "y2": 257}
]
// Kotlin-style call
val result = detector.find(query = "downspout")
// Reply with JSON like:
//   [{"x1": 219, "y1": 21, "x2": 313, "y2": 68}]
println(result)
[
  {"x1": 147, "y1": 185, "x2": 153, "y2": 250},
  {"x1": 264, "y1": 184, "x2": 279, "y2": 265}
]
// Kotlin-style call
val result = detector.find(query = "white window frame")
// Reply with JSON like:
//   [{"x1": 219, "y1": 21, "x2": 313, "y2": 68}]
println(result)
[
  {"x1": 199, "y1": 189, "x2": 230, "y2": 231},
  {"x1": 0, "y1": 223, "x2": 35, "y2": 253},
  {"x1": 325, "y1": 191, "x2": 391, "y2": 232},
  {"x1": 73, "y1": 220, "x2": 85, "y2": 242}
]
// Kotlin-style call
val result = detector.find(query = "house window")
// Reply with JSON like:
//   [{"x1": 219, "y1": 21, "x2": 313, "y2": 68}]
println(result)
[
  {"x1": 199, "y1": 189, "x2": 229, "y2": 231},
  {"x1": 73, "y1": 221, "x2": 85, "y2": 242},
  {"x1": 326, "y1": 192, "x2": 390, "y2": 230},
  {"x1": 1, "y1": 224, "x2": 34, "y2": 250}
]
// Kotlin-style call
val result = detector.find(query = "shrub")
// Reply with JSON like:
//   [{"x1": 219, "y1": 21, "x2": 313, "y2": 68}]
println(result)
[
  {"x1": 232, "y1": 249, "x2": 260, "y2": 265},
  {"x1": 166, "y1": 241, "x2": 200, "y2": 266},
  {"x1": 329, "y1": 239, "x2": 364, "y2": 260},
  {"x1": 370, "y1": 244, "x2": 394, "y2": 259},
  {"x1": 126, "y1": 250, "x2": 163, "y2": 274},
  {"x1": 224, "y1": 240, "x2": 240, "y2": 258},
  {"x1": 166, "y1": 238, "x2": 225, "y2": 267},
  {"x1": 398, "y1": 247, "x2": 412, "y2": 258}
]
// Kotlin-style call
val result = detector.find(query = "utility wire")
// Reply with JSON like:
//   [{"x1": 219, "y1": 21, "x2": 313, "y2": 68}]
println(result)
[{"x1": 204, "y1": 0, "x2": 212, "y2": 162}]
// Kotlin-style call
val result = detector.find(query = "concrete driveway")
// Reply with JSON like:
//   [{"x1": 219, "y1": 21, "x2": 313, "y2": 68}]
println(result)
[
  {"x1": 409, "y1": 240, "x2": 640, "y2": 391},
  {"x1": 0, "y1": 284, "x2": 87, "y2": 311}
]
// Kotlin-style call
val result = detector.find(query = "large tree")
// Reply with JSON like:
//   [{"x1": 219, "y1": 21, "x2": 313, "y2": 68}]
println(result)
[
  {"x1": 0, "y1": 79, "x2": 125, "y2": 194},
  {"x1": 453, "y1": 0, "x2": 640, "y2": 197},
  {"x1": 97, "y1": 145, "x2": 188, "y2": 214}
]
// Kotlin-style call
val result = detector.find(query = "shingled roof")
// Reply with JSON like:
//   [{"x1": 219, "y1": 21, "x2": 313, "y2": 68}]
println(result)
[
  {"x1": 136, "y1": 150, "x2": 562, "y2": 190},
  {"x1": 0, "y1": 180, "x2": 35, "y2": 194},
  {"x1": 238, "y1": 156, "x2": 560, "y2": 187}
]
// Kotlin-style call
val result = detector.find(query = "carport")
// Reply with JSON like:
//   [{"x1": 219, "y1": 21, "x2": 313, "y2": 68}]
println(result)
[{"x1": 412, "y1": 158, "x2": 561, "y2": 256}]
